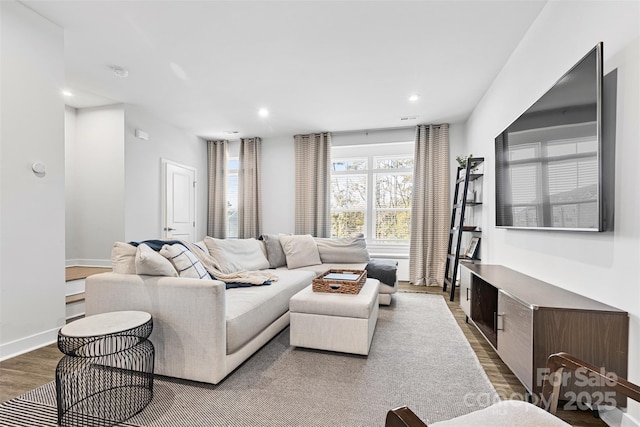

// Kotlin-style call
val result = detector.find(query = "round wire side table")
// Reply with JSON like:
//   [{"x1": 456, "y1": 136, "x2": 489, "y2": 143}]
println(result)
[{"x1": 56, "y1": 311, "x2": 155, "y2": 427}]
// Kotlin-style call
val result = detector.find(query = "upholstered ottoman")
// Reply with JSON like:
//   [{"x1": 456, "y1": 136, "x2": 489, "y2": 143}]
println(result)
[{"x1": 289, "y1": 278, "x2": 380, "y2": 355}]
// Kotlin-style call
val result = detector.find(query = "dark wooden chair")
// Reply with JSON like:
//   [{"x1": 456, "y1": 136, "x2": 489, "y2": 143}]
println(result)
[
  {"x1": 386, "y1": 406, "x2": 428, "y2": 427},
  {"x1": 386, "y1": 352, "x2": 640, "y2": 427},
  {"x1": 541, "y1": 352, "x2": 640, "y2": 414}
]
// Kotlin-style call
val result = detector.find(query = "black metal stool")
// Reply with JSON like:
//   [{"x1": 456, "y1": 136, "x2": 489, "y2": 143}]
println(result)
[{"x1": 56, "y1": 311, "x2": 154, "y2": 427}]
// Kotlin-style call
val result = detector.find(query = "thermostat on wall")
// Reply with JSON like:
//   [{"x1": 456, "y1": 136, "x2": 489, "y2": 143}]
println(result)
[
  {"x1": 135, "y1": 129, "x2": 149, "y2": 140},
  {"x1": 32, "y1": 162, "x2": 46, "y2": 175}
]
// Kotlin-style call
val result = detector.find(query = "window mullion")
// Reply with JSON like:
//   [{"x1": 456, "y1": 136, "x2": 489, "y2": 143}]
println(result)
[{"x1": 367, "y1": 154, "x2": 374, "y2": 242}]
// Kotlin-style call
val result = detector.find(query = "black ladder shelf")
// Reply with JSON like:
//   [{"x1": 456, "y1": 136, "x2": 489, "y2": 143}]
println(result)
[{"x1": 443, "y1": 157, "x2": 484, "y2": 301}]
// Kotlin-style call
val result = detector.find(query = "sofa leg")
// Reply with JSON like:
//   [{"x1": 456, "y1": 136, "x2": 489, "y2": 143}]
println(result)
[{"x1": 378, "y1": 294, "x2": 392, "y2": 305}]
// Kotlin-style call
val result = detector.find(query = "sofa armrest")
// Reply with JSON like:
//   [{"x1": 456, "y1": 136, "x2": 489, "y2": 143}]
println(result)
[{"x1": 85, "y1": 272, "x2": 228, "y2": 384}]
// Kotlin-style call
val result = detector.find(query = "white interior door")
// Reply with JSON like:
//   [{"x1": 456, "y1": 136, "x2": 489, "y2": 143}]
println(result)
[{"x1": 163, "y1": 160, "x2": 196, "y2": 242}]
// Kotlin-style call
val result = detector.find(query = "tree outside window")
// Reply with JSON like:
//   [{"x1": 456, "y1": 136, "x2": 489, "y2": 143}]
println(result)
[{"x1": 330, "y1": 143, "x2": 413, "y2": 248}]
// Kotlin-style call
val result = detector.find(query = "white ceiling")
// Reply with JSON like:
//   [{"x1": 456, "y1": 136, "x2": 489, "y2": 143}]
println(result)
[{"x1": 23, "y1": 0, "x2": 547, "y2": 140}]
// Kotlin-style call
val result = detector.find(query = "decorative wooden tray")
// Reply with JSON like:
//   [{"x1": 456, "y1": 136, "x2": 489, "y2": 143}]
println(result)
[{"x1": 312, "y1": 269, "x2": 367, "y2": 294}]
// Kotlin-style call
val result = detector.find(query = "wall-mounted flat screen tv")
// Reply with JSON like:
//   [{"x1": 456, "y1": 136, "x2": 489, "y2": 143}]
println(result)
[{"x1": 495, "y1": 42, "x2": 605, "y2": 231}]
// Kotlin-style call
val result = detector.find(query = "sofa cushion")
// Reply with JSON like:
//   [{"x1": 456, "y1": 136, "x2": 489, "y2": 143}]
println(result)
[
  {"x1": 160, "y1": 243, "x2": 212, "y2": 280},
  {"x1": 193, "y1": 240, "x2": 208, "y2": 254},
  {"x1": 135, "y1": 243, "x2": 178, "y2": 277},
  {"x1": 289, "y1": 279, "x2": 379, "y2": 319},
  {"x1": 284, "y1": 262, "x2": 368, "y2": 276},
  {"x1": 279, "y1": 234, "x2": 322, "y2": 269},
  {"x1": 259, "y1": 233, "x2": 287, "y2": 268},
  {"x1": 225, "y1": 269, "x2": 315, "y2": 354},
  {"x1": 430, "y1": 400, "x2": 570, "y2": 427},
  {"x1": 314, "y1": 234, "x2": 370, "y2": 263},
  {"x1": 204, "y1": 237, "x2": 270, "y2": 273},
  {"x1": 280, "y1": 263, "x2": 328, "y2": 276},
  {"x1": 111, "y1": 241, "x2": 136, "y2": 274}
]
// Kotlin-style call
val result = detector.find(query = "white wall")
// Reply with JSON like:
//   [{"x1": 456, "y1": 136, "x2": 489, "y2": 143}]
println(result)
[
  {"x1": 464, "y1": 1, "x2": 639, "y2": 423},
  {"x1": 0, "y1": 1, "x2": 66, "y2": 359},
  {"x1": 261, "y1": 135, "x2": 297, "y2": 234},
  {"x1": 64, "y1": 107, "x2": 78, "y2": 260},
  {"x1": 124, "y1": 105, "x2": 208, "y2": 242},
  {"x1": 448, "y1": 123, "x2": 466, "y2": 200},
  {"x1": 66, "y1": 105, "x2": 126, "y2": 264},
  {"x1": 65, "y1": 104, "x2": 206, "y2": 264},
  {"x1": 331, "y1": 127, "x2": 414, "y2": 146}
]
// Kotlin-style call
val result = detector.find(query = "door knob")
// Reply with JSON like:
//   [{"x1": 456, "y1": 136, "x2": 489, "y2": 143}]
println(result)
[{"x1": 164, "y1": 227, "x2": 176, "y2": 231}]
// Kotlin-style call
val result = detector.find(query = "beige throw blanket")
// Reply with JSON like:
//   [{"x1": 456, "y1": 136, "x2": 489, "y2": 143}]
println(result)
[{"x1": 181, "y1": 241, "x2": 279, "y2": 285}]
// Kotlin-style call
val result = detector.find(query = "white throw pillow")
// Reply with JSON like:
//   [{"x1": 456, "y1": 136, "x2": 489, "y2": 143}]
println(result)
[
  {"x1": 204, "y1": 237, "x2": 270, "y2": 273},
  {"x1": 315, "y1": 233, "x2": 370, "y2": 263},
  {"x1": 160, "y1": 244, "x2": 212, "y2": 280},
  {"x1": 111, "y1": 241, "x2": 137, "y2": 274},
  {"x1": 279, "y1": 234, "x2": 322, "y2": 269},
  {"x1": 135, "y1": 243, "x2": 178, "y2": 277}
]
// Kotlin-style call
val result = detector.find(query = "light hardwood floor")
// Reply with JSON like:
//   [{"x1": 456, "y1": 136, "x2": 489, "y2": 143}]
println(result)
[
  {"x1": 0, "y1": 280, "x2": 607, "y2": 426},
  {"x1": 0, "y1": 267, "x2": 111, "y2": 402},
  {"x1": 0, "y1": 343, "x2": 59, "y2": 403},
  {"x1": 65, "y1": 266, "x2": 110, "y2": 282}
]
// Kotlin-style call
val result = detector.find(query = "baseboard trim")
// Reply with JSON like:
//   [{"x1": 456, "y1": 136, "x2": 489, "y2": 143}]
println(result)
[
  {"x1": 368, "y1": 253, "x2": 408, "y2": 259},
  {"x1": 0, "y1": 326, "x2": 60, "y2": 362},
  {"x1": 620, "y1": 411, "x2": 640, "y2": 427},
  {"x1": 66, "y1": 313, "x2": 84, "y2": 323},
  {"x1": 65, "y1": 259, "x2": 110, "y2": 267},
  {"x1": 598, "y1": 404, "x2": 639, "y2": 427}
]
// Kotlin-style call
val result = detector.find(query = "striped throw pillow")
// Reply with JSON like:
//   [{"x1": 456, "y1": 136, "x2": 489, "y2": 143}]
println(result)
[{"x1": 160, "y1": 244, "x2": 212, "y2": 280}]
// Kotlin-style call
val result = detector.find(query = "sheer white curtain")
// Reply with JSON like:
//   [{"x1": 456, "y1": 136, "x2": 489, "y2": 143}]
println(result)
[
  {"x1": 207, "y1": 140, "x2": 228, "y2": 238},
  {"x1": 409, "y1": 124, "x2": 450, "y2": 286},
  {"x1": 238, "y1": 137, "x2": 262, "y2": 238},
  {"x1": 293, "y1": 132, "x2": 331, "y2": 237}
]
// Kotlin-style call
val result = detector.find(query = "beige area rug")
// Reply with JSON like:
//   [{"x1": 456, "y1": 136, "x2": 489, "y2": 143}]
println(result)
[{"x1": 0, "y1": 293, "x2": 497, "y2": 427}]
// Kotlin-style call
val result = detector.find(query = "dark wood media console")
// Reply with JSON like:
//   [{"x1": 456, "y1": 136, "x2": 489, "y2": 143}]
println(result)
[{"x1": 460, "y1": 263, "x2": 629, "y2": 403}]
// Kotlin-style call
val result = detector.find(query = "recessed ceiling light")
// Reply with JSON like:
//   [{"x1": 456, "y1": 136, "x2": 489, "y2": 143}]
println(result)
[
  {"x1": 62, "y1": 90, "x2": 73, "y2": 97},
  {"x1": 258, "y1": 108, "x2": 269, "y2": 118},
  {"x1": 409, "y1": 94, "x2": 420, "y2": 102},
  {"x1": 110, "y1": 66, "x2": 129, "y2": 78}
]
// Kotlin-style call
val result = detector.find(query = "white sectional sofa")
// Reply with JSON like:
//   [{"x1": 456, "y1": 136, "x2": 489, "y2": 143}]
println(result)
[{"x1": 85, "y1": 234, "x2": 397, "y2": 384}]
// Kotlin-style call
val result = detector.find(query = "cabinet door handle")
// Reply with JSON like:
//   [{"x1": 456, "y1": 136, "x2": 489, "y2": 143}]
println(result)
[
  {"x1": 495, "y1": 313, "x2": 505, "y2": 331},
  {"x1": 466, "y1": 287, "x2": 470, "y2": 301}
]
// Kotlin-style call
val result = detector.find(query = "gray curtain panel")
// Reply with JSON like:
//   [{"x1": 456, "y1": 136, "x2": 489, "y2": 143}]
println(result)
[
  {"x1": 293, "y1": 132, "x2": 331, "y2": 237},
  {"x1": 238, "y1": 137, "x2": 262, "y2": 239},
  {"x1": 207, "y1": 140, "x2": 228, "y2": 238},
  {"x1": 409, "y1": 124, "x2": 450, "y2": 286}
]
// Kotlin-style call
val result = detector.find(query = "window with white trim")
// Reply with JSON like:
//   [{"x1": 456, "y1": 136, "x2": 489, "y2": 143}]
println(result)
[{"x1": 330, "y1": 142, "x2": 413, "y2": 251}]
